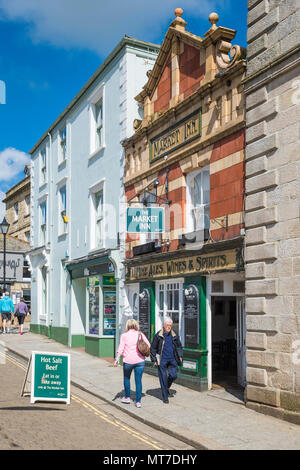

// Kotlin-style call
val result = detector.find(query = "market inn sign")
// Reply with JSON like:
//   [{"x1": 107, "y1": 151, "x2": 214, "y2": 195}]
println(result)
[
  {"x1": 126, "y1": 248, "x2": 243, "y2": 281},
  {"x1": 149, "y1": 108, "x2": 202, "y2": 163}
]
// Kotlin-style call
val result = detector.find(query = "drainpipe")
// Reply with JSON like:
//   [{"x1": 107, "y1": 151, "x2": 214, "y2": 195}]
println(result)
[{"x1": 48, "y1": 131, "x2": 54, "y2": 333}]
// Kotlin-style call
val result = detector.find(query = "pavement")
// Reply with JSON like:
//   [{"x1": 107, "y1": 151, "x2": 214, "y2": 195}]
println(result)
[{"x1": 1, "y1": 326, "x2": 300, "y2": 450}]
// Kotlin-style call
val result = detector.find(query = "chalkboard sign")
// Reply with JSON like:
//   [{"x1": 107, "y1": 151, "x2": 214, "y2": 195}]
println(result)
[
  {"x1": 184, "y1": 285, "x2": 200, "y2": 346},
  {"x1": 138, "y1": 289, "x2": 150, "y2": 340}
]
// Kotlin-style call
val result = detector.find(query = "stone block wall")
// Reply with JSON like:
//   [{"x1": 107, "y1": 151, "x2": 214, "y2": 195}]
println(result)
[{"x1": 245, "y1": 0, "x2": 300, "y2": 412}]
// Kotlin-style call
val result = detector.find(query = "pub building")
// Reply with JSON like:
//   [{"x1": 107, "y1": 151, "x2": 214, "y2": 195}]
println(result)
[{"x1": 123, "y1": 10, "x2": 247, "y2": 391}]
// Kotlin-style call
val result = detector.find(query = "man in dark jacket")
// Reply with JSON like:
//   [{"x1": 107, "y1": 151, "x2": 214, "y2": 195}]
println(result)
[{"x1": 150, "y1": 317, "x2": 183, "y2": 403}]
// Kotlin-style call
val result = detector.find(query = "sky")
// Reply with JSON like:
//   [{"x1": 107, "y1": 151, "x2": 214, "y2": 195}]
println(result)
[{"x1": 0, "y1": 0, "x2": 247, "y2": 220}]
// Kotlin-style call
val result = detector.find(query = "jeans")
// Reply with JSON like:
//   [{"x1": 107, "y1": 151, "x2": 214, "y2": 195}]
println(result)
[
  {"x1": 123, "y1": 361, "x2": 145, "y2": 403},
  {"x1": 158, "y1": 359, "x2": 178, "y2": 401}
]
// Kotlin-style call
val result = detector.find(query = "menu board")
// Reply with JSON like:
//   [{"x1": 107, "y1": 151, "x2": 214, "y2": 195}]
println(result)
[
  {"x1": 139, "y1": 289, "x2": 150, "y2": 340},
  {"x1": 184, "y1": 285, "x2": 199, "y2": 346},
  {"x1": 103, "y1": 288, "x2": 116, "y2": 336}
]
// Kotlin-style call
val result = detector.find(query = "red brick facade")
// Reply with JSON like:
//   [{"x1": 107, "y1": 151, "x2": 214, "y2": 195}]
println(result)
[
  {"x1": 180, "y1": 44, "x2": 205, "y2": 99},
  {"x1": 153, "y1": 57, "x2": 172, "y2": 114}
]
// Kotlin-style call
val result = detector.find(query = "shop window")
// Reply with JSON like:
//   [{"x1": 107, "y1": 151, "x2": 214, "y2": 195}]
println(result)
[
  {"x1": 186, "y1": 167, "x2": 210, "y2": 233},
  {"x1": 103, "y1": 278, "x2": 116, "y2": 336},
  {"x1": 158, "y1": 281, "x2": 182, "y2": 337},
  {"x1": 87, "y1": 275, "x2": 116, "y2": 337},
  {"x1": 88, "y1": 277, "x2": 100, "y2": 335}
]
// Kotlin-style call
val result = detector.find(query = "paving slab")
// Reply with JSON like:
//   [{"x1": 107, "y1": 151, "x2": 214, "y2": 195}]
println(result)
[{"x1": 1, "y1": 329, "x2": 300, "y2": 450}]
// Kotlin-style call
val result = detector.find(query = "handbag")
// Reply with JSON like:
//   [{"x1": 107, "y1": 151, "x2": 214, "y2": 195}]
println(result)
[{"x1": 137, "y1": 333, "x2": 150, "y2": 357}]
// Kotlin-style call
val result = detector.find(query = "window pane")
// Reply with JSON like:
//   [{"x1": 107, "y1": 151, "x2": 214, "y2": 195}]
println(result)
[
  {"x1": 60, "y1": 187, "x2": 66, "y2": 211},
  {"x1": 88, "y1": 285, "x2": 99, "y2": 335},
  {"x1": 193, "y1": 173, "x2": 202, "y2": 205},
  {"x1": 95, "y1": 191, "x2": 103, "y2": 217},
  {"x1": 174, "y1": 289, "x2": 179, "y2": 311},
  {"x1": 203, "y1": 170, "x2": 210, "y2": 205},
  {"x1": 96, "y1": 220, "x2": 101, "y2": 246},
  {"x1": 159, "y1": 290, "x2": 164, "y2": 311}
]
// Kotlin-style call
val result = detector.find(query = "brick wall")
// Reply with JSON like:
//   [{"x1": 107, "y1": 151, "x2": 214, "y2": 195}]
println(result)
[
  {"x1": 153, "y1": 57, "x2": 172, "y2": 114},
  {"x1": 179, "y1": 44, "x2": 205, "y2": 99},
  {"x1": 210, "y1": 130, "x2": 245, "y2": 241}
]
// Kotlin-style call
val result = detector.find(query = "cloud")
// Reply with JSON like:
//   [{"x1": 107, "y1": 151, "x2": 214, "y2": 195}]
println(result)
[
  {"x1": 0, "y1": 190, "x2": 5, "y2": 221},
  {"x1": 0, "y1": 0, "x2": 226, "y2": 55},
  {"x1": 0, "y1": 147, "x2": 30, "y2": 182}
]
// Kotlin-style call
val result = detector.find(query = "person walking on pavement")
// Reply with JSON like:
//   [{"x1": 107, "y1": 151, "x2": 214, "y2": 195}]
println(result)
[
  {"x1": 0, "y1": 291, "x2": 14, "y2": 334},
  {"x1": 150, "y1": 317, "x2": 183, "y2": 404},
  {"x1": 14, "y1": 297, "x2": 28, "y2": 335},
  {"x1": 114, "y1": 319, "x2": 150, "y2": 408}
]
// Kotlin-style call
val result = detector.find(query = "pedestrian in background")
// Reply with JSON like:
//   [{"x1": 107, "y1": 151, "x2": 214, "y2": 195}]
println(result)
[
  {"x1": 14, "y1": 297, "x2": 28, "y2": 335},
  {"x1": 0, "y1": 292, "x2": 14, "y2": 334},
  {"x1": 150, "y1": 317, "x2": 183, "y2": 404},
  {"x1": 114, "y1": 319, "x2": 150, "y2": 408}
]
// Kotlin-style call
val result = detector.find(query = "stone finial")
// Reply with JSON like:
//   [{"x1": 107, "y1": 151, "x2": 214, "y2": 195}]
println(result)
[
  {"x1": 209, "y1": 12, "x2": 219, "y2": 30},
  {"x1": 171, "y1": 7, "x2": 186, "y2": 31},
  {"x1": 175, "y1": 7, "x2": 183, "y2": 17}
]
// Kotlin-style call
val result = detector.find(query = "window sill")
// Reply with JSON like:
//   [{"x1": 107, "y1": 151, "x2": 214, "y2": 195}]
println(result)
[
  {"x1": 58, "y1": 232, "x2": 68, "y2": 240},
  {"x1": 89, "y1": 145, "x2": 106, "y2": 161},
  {"x1": 58, "y1": 159, "x2": 67, "y2": 169},
  {"x1": 39, "y1": 182, "x2": 48, "y2": 191}
]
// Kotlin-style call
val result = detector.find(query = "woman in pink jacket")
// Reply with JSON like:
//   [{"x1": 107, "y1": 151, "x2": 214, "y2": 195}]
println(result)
[{"x1": 114, "y1": 319, "x2": 150, "y2": 408}]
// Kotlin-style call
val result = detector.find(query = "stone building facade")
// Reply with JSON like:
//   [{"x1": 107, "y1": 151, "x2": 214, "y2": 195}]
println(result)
[
  {"x1": 244, "y1": 0, "x2": 300, "y2": 418},
  {"x1": 3, "y1": 171, "x2": 31, "y2": 243},
  {"x1": 123, "y1": 10, "x2": 247, "y2": 391}
]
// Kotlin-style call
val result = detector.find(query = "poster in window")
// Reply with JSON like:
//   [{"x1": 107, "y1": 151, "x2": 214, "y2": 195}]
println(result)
[
  {"x1": 184, "y1": 285, "x2": 200, "y2": 346},
  {"x1": 138, "y1": 289, "x2": 150, "y2": 340}
]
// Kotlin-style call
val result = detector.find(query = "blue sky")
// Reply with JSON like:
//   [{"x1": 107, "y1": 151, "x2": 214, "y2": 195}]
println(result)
[{"x1": 0, "y1": 0, "x2": 247, "y2": 218}]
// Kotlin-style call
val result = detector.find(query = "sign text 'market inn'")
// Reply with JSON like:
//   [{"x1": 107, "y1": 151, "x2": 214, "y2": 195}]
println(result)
[{"x1": 150, "y1": 109, "x2": 202, "y2": 162}]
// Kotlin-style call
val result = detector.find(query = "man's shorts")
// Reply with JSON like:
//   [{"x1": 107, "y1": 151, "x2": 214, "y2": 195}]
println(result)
[{"x1": 1, "y1": 312, "x2": 11, "y2": 321}]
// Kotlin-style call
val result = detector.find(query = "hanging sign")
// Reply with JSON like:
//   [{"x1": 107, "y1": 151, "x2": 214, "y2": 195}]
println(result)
[
  {"x1": 184, "y1": 285, "x2": 200, "y2": 346},
  {"x1": 127, "y1": 207, "x2": 164, "y2": 233},
  {"x1": 24, "y1": 351, "x2": 71, "y2": 404}
]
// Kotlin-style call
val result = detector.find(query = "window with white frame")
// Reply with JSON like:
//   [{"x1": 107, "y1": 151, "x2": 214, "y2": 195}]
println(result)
[
  {"x1": 187, "y1": 168, "x2": 210, "y2": 233},
  {"x1": 91, "y1": 188, "x2": 104, "y2": 249},
  {"x1": 14, "y1": 202, "x2": 18, "y2": 221},
  {"x1": 158, "y1": 281, "x2": 183, "y2": 339},
  {"x1": 25, "y1": 195, "x2": 30, "y2": 215},
  {"x1": 25, "y1": 231, "x2": 30, "y2": 243},
  {"x1": 59, "y1": 126, "x2": 67, "y2": 163},
  {"x1": 40, "y1": 148, "x2": 47, "y2": 185},
  {"x1": 58, "y1": 185, "x2": 67, "y2": 235},
  {"x1": 95, "y1": 99, "x2": 103, "y2": 150},
  {"x1": 40, "y1": 201, "x2": 47, "y2": 245},
  {"x1": 90, "y1": 85, "x2": 105, "y2": 155}
]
